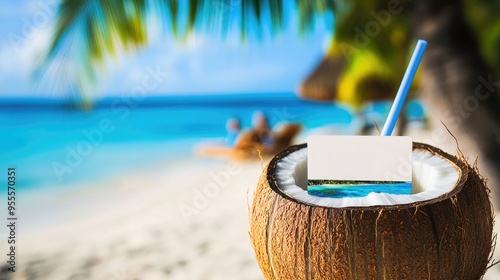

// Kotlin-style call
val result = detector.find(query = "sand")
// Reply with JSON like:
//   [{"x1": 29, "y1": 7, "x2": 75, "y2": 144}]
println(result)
[
  {"x1": 1, "y1": 158, "x2": 264, "y2": 279},
  {"x1": 1, "y1": 138, "x2": 500, "y2": 279}
]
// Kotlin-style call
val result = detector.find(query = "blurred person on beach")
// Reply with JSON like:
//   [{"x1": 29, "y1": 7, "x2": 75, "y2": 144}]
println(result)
[
  {"x1": 250, "y1": 111, "x2": 274, "y2": 148},
  {"x1": 235, "y1": 111, "x2": 300, "y2": 155},
  {"x1": 224, "y1": 118, "x2": 241, "y2": 146},
  {"x1": 199, "y1": 111, "x2": 300, "y2": 159}
]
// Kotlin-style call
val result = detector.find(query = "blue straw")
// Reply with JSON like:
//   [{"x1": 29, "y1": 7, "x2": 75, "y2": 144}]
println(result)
[{"x1": 380, "y1": 39, "x2": 428, "y2": 136}]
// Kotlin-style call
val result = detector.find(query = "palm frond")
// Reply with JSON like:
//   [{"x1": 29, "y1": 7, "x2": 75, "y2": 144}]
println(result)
[
  {"x1": 295, "y1": 0, "x2": 335, "y2": 34},
  {"x1": 40, "y1": 0, "x2": 335, "y2": 103}
]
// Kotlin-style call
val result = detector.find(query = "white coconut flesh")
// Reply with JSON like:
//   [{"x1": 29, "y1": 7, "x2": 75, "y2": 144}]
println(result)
[{"x1": 275, "y1": 148, "x2": 460, "y2": 207}]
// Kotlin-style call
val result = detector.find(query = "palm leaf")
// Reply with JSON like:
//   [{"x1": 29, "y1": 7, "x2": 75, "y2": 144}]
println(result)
[
  {"x1": 40, "y1": 0, "x2": 335, "y2": 103},
  {"x1": 39, "y1": 0, "x2": 500, "y2": 107}
]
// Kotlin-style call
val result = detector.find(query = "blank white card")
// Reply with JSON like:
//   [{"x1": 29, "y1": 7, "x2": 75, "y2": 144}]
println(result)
[{"x1": 307, "y1": 135, "x2": 412, "y2": 182}]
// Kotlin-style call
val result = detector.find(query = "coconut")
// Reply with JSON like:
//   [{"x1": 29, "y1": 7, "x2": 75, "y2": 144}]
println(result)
[{"x1": 250, "y1": 142, "x2": 494, "y2": 279}]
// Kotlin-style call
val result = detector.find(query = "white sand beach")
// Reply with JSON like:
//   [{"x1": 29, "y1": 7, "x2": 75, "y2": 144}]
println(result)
[
  {"x1": 2, "y1": 131, "x2": 500, "y2": 279},
  {"x1": 4, "y1": 158, "x2": 264, "y2": 279}
]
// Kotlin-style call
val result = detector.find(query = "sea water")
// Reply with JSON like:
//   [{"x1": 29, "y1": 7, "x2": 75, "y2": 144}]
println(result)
[
  {"x1": 0, "y1": 94, "x2": 424, "y2": 190},
  {"x1": 0, "y1": 93, "x2": 357, "y2": 189}
]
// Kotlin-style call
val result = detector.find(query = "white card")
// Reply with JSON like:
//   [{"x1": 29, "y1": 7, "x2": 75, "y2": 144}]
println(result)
[{"x1": 307, "y1": 135, "x2": 412, "y2": 183}]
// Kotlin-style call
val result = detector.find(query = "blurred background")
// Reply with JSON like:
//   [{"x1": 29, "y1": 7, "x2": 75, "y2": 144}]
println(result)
[{"x1": 0, "y1": 0, "x2": 499, "y2": 279}]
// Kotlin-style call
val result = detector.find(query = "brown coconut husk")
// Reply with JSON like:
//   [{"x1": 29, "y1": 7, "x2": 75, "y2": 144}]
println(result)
[{"x1": 250, "y1": 142, "x2": 494, "y2": 280}]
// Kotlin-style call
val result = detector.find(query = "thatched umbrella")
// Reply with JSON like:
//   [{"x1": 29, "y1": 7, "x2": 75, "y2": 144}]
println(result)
[
  {"x1": 299, "y1": 53, "x2": 397, "y2": 104},
  {"x1": 298, "y1": 55, "x2": 347, "y2": 102}
]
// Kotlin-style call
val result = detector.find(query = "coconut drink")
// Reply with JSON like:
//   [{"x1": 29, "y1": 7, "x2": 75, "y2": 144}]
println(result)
[
  {"x1": 249, "y1": 142, "x2": 493, "y2": 279},
  {"x1": 249, "y1": 40, "x2": 494, "y2": 279}
]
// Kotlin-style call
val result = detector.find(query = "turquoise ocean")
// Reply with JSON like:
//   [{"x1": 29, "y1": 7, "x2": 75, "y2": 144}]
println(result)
[{"x1": 0, "y1": 93, "x2": 423, "y2": 190}]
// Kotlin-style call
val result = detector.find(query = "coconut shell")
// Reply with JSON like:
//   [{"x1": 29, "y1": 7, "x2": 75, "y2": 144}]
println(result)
[{"x1": 250, "y1": 142, "x2": 494, "y2": 280}]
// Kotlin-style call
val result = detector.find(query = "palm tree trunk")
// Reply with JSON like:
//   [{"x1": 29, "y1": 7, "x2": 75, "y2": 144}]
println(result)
[{"x1": 407, "y1": 0, "x2": 500, "y2": 204}]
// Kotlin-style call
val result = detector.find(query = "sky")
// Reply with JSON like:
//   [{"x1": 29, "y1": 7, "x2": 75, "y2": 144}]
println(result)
[{"x1": 0, "y1": 0, "x2": 332, "y2": 98}]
